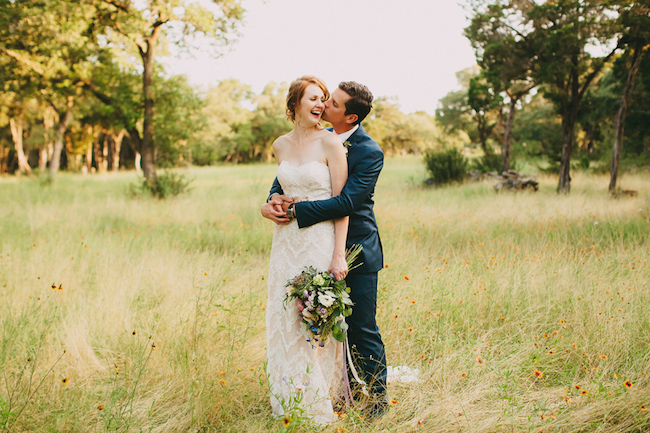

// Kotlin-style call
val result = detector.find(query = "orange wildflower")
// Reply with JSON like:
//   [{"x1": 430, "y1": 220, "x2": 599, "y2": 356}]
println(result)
[
  {"x1": 534, "y1": 370, "x2": 543, "y2": 378},
  {"x1": 625, "y1": 380, "x2": 633, "y2": 388}
]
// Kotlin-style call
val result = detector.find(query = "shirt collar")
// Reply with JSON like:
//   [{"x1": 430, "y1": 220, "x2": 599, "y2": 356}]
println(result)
[{"x1": 337, "y1": 124, "x2": 359, "y2": 144}]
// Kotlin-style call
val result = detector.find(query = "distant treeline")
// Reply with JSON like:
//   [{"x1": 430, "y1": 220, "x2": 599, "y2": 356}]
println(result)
[{"x1": 1, "y1": 0, "x2": 648, "y2": 195}]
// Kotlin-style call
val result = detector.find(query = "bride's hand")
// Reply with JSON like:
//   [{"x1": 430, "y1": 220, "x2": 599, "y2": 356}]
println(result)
[{"x1": 328, "y1": 253, "x2": 348, "y2": 281}]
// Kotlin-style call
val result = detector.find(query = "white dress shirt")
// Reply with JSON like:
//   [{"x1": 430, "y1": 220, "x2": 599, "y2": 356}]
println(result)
[{"x1": 337, "y1": 124, "x2": 359, "y2": 144}]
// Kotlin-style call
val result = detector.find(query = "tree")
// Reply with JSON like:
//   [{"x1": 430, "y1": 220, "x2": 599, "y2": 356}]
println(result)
[
  {"x1": 365, "y1": 98, "x2": 439, "y2": 155},
  {"x1": 247, "y1": 82, "x2": 292, "y2": 162},
  {"x1": 467, "y1": 73, "x2": 502, "y2": 155},
  {"x1": 0, "y1": 0, "x2": 104, "y2": 175},
  {"x1": 189, "y1": 79, "x2": 254, "y2": 165},
  {"x1": 464, "y1": 0, "x2": 537, "y2": 172},
  {"x1": 152, "y1": 72, "x2": 204, "y2": 166},
  {"x1": 98, "y1": 0, "x2": 244, "y2": 183},
  {"x1": 511, "y1": 92, "x2": 563, "y2": 165},
  {"x1": 609, "y1": 2, "x2": 650, "y2": 191},
  {"x1": 436, "y1": 90, "x2": 472, "y2": 138},
  {"x1": 528, "y1": 0, "x2": 620, "y2": 193},
  {"x1": 436, "y1": 67, "x2": 484, "y2": 148}
]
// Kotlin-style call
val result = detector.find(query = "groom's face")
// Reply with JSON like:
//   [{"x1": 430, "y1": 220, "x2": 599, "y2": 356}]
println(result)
[{"x1": 323, "y1": 88, "x2": 355, "y2": 130}]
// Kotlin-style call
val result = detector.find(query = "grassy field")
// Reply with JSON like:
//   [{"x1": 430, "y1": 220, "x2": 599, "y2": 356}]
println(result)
[{"x1": 0, "y1": 156, "x2": 648, "y2": 432}]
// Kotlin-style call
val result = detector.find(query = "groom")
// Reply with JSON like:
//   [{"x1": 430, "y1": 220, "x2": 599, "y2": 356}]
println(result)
[{"x1": 261, "y1": 81, "x2": 388, "y2": 416}]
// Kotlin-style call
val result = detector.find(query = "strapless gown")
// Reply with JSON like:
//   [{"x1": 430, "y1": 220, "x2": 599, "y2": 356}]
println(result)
[{"x1": 266, "y1": 160, "x2": 344, "y2": 424}]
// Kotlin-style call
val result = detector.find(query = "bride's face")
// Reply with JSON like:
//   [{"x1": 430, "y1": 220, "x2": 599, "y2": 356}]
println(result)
[{"x1": 295, "y1": 84, "x2": 326, "y2": 126}]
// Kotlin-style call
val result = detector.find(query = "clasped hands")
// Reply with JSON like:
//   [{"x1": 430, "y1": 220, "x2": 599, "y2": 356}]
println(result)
[
  {"x1": 260, "y1": 193, "x2": 294, "y2": 225},
  {"x1": 260, "y1": 193, "x2": 349, "y2": 281}
]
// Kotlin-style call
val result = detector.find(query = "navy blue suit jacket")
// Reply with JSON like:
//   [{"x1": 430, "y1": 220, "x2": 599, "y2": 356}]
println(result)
[{"x1": 269, "y1": 124, "x2": 384, "y2": 274}]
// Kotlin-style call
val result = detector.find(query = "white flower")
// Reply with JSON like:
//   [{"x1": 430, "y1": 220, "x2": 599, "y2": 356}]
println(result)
[
  {"x1": 318, "y1": 294, "x2": 335, "y2": 307},
  {"x1": 312, "y1": 275, "x2": 325, "y2": 286}
]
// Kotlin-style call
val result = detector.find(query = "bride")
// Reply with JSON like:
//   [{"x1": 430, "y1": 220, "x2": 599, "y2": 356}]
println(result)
[{"x1": 264, "y1": 76, "x2": 348, "y2": 424}]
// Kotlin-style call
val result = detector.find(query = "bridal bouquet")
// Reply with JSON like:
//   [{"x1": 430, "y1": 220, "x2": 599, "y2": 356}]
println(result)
[{"x1": 285, "y1": 245, "x2": 362, "y2": 348}]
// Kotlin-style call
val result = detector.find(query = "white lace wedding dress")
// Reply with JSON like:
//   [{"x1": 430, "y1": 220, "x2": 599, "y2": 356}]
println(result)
[{"x1": 266, "y1": 160, "x2": 344, "y2": 424}]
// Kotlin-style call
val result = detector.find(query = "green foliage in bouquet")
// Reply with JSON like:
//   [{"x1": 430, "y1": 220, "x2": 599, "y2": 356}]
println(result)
[{"x1": 284, "y1": 245, "x2": 362, "y2": 348}]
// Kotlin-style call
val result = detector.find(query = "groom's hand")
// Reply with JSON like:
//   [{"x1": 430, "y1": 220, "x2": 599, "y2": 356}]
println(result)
[
  {"x1": 281, "y1": 199, "x2": 293, "y2": 213},
  {"x1": 261, "y1": 194, "x2": 292, "y2": 225}
]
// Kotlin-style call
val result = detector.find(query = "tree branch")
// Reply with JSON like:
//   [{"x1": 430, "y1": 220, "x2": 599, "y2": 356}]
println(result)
[
  {"x1": 578, "y1": 42, "x2": 620, "y2": 99},
  {"x1": 0, "y1": 47, "x2": 45, "y2": 75},
  {"x1": 102, "y1": 0, "x2": 129, "y2": 13}
]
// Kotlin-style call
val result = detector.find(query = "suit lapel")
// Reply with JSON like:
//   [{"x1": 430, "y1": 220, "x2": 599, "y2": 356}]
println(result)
[{"x1": 348, "y1": 124, "x2": 366, "y2": 146}]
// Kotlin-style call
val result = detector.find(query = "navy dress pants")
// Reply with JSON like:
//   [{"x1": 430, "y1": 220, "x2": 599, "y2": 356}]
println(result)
[{"x1": 344, "y1": 271, "x2": 387, "y2": 395}]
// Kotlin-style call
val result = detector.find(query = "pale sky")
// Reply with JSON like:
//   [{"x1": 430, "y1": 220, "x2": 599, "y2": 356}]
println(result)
[{"x1": 163, "y1": 0, "x2": 477, "y2": 114}]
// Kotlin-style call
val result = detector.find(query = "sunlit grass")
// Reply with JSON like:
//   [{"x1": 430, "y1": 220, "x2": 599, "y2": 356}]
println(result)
[{"x1": 0, "y1": 157, "x2": 648, "y2": 432}]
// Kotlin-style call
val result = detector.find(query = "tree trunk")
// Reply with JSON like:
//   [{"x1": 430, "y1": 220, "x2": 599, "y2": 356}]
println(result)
[
  {"x1": 93, "y1": 128, "x2": 103, "y2": 173},
  {"x1": 112, "y1": 130, "x2": 125, "y2": 172},
  {"x1": 40, "y1": 106, "x2": 56, "y2": 172},
  {"x1": 502, "y1": 96, "x2": 517, "y2": 173},
  {"x1": 83, "y1": 128, "x2": 93, "y2": 175},
  {"x1": 49, "y1": 97, "x2": 74, "y2": 176},
  {"x1": 609, "y1": 47, "x2": 644, "y2": 192},
  {"x1": 0, "y1": 141, "x2": 7, "y2": 174},
  {"x1": 139, "y1": 25, "x2": 162, "y2": 184},
  {"x1": 9, "y1": 112, "x2": 32, "y2": 175},
  {"x1": 39, "y1": 148, "x2": 48, "y2": 172},
  {"x1": 101, "y1": 133, "x2": 109, "y2": 172},
  {"x1": 134, "y1": 151, "x2": 142, "y2": 175},
  {"x1": 477, "y1": 114, "x2": 488, "y2": 154},
  {"x1": 557, "y1": 60, "x2": 582, "y2": 195},
  {"x1": 557, "y1": 109, "x2": 577, "y2": 194}
]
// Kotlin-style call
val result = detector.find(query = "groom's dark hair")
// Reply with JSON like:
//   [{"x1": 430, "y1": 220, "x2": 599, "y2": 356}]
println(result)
[{"x1": 339, "y1": 81, "x2": 373, "y2": 125}]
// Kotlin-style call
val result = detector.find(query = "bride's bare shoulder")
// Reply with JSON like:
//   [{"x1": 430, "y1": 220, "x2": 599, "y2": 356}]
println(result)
[
  {"x1": 273, "y1": 132, "x2": 292, "y2": 151},
  {"x1": 318, "y1": 129, "x2": 342, "y2": 148}
]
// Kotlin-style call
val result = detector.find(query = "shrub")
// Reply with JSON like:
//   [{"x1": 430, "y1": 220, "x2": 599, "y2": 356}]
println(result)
[
  {"x1": 473, "y1": 150, "x2": 503, "y2": 173},
  {"x1": 423, "y1": 148, "x2": 468, "y2": 185},
  {"x1": 131, "y1": 171, "x2": 192, "y2": 199}
]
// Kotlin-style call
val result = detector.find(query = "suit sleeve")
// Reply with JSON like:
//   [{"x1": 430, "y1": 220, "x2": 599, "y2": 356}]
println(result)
[
  {"x1": 267, "y1": 176, "x2": 284, "y2": 202},
  {"x1": 294, "y1": 148, "x2": 383, "y2": 228}
]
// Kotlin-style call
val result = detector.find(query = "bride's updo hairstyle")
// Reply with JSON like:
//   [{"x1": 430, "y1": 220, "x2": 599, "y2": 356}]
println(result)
[{"x1": 286, "y1": 75, "x2": 329, "y2": 122}]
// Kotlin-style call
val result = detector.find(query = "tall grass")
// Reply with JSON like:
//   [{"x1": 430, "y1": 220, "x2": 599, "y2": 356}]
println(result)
[{"x1": 0, "y1": 158, "x2": 648, "y2": 432}]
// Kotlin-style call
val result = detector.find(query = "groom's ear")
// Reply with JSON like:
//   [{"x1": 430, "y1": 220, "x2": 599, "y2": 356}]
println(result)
[{"x1": 346, "y1": 114, "x2": 359, "y2": 125}]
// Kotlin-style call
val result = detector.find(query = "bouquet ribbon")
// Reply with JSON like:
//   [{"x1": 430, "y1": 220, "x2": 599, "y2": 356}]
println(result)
[{"x1": 342, "y1": 338, "x2": 369, "y2": 409}]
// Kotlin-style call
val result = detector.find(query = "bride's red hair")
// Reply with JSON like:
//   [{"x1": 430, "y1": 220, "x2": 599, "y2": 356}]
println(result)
[{"x1": 286, "y1": 75, "x2": 329, "y2": 122}]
